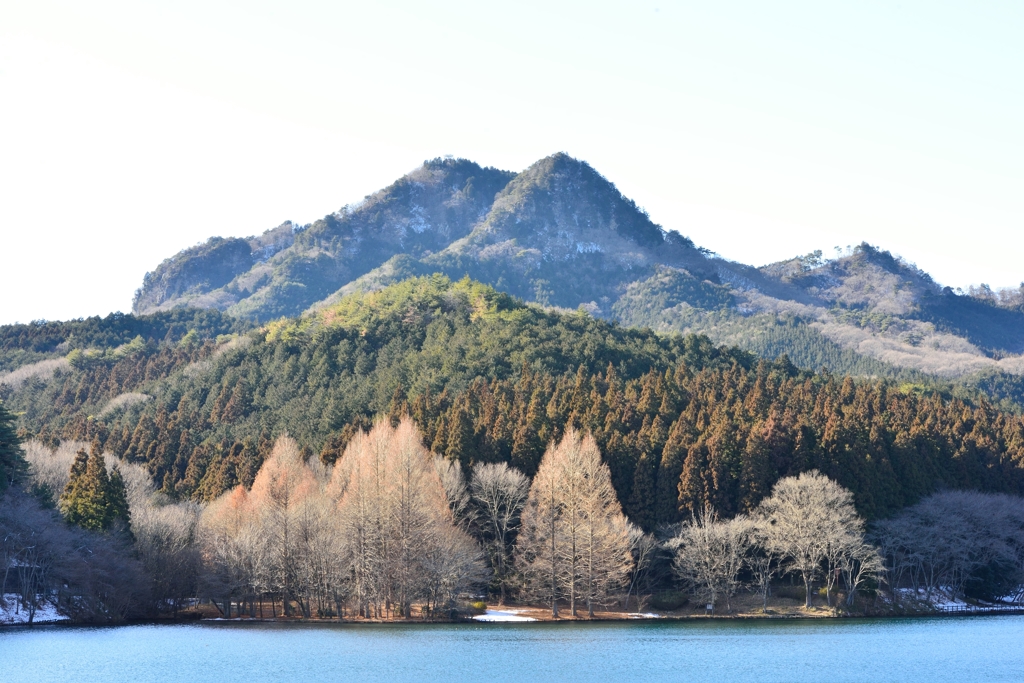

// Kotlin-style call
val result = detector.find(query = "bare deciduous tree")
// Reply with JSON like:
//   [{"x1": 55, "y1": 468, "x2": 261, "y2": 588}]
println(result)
[
  {"x1": 248, "y1": 435, "x2": 317, "y2": 616},
  {"x1": 470, "y1": 462, "x2": 529, "y2": 605},
  {"x1": 747, "y1": 515, "x2": 781, "y2": 613},
  {"x1": 874, "y1": 491, "x2": 1024, "y2": 604},
  {"x1": 757, "y1": 470, "x2": 873, "y2": 609},
  {"x1": 516, "y1": 428, "x2": 633, "y2": 618},
  {"x1": 434, "y1": 456, "x2": 474, "y2": 529},
  {"x1": 624, "y1": 526, "x2": 658, "y2": 611},
  {"x1": 668, "y1": 508, "x2": 750, "y2": 614},
  {"x1": 333, "y1": 418, "x2": 485, "y2": 619}
]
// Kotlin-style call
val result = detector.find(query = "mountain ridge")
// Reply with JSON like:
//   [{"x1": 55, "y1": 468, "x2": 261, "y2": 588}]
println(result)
[{"x1": 131, "y1": 153, "x2": 1024, "y2": 391}]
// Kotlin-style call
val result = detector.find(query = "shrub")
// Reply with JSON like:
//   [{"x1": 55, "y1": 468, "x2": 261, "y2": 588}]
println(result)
[
  {"x1": 772, "y1": 585, "x2": 807, "y2": 602},
  {"x1": 650, "y1": 591, "x2": 688, "y2": 611}
]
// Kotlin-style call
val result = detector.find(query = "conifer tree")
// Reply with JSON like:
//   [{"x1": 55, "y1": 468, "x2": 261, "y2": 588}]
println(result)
[
  {"x1": 516, "y1": 428, "x2": 633, "y2": 617},
  {"x1": 0, "y1": 401, "x2": 26, "y2": 495},
  {"x1": 628, "y1": 451, "x2": 657, "y2": 530},
  {"x1": 59, "y1": 448, "x2": 92, "y2": 526},
  {"x1": 107, "y1": 465, "x2": 133, "y2": 534},
  {"x1": 59, "y1": 444, "x2": 131, "y2": 533}
]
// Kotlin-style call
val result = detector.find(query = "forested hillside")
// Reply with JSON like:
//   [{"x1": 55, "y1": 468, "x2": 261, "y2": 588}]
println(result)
[{"x1": 5, "y1": 277, "x2": 1024, "y2": 531}]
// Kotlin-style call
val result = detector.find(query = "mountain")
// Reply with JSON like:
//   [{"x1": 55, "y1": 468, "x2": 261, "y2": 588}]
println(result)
[
  {"x1": 133, "y1": 158, "x2": 515, "y2": 320},
  {"x1": 132, "y1": 153, "x2": 1024, "y2": 396}
]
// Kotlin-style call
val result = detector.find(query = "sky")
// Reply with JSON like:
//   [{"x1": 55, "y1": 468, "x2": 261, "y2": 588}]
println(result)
[{"x1": 1, "y1": 0, "x2": 1022, "y2": 324}]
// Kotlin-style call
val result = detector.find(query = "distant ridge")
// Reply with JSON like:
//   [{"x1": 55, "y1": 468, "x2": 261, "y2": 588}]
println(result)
[{"x1": 131, "y1": 153, "x2": 1024, "y2": 395}]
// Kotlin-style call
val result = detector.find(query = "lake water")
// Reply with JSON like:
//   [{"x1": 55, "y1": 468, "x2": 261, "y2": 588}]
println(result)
[{"x1": 3, "y1": 616, "x2": 1024, "y2": 683}]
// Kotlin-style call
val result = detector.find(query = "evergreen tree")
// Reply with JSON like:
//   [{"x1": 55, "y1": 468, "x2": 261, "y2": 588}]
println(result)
[
  {"x1": 59, "y1": 448, "x2": 91, "y2": 525},
  {"x1": 59, "y1": 444, "x2": 131, "y2": 533},
  {"x1": 107, "y1": 465, "x2": 133, "y2": 534},
  {"x1": 0, "y1": 401, "x2": 26, "y2": 495},
  {"x1": 628, "y1": 451, "x2": 657, "y2": 530}
]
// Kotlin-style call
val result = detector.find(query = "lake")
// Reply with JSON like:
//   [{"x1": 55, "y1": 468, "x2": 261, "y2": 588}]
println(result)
[{"x1": 3, "y1": 616, "x2": 1023, "y2": 682}]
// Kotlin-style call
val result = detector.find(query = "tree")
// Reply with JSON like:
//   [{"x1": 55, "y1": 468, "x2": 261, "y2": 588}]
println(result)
[
  {"x1": 107, "y1": 466, "x2": 132, "y2": 534},
  {"x1": 667, "y1": 507, "x2": 750, "y2": 614},
  {"x1": 747, "y1": 515, "x2": 781, "y2": 613},
  {"x1": 577, "y1": 436, "x2": 635, "y2": 617},
  {"x1": 874, "y1": 491, "x2": 1024, "y2": 604},
  {"x1": 0, "y1": 402, "x2": 26, "y2": 495},
  {"x1": 757, "y1": 470, "x2": 866, "y2": 609},
  {"x1": 435, "y1": 456, "x2": 473, "y2": 528},
  {"x1": 201, "y1": 485, "x2": 261, "y2": 618},
  {"x1": 470, "y1": 462, "x2": 529, "y2": 605},
  {"x1": 623, "y1": 526, "x2": 658, "y2": 611},
  {"x1": 516, "y1": 428, "x2": 633, "y2": 617},
  {"x1": 333, "y1": 418, "x2": 485, "y2": 619},
  {"x1": 58, "y1": 444, "x2": 131, "y2": 533},
  {"x1": 247, "y1": 435, "x2": 316, "y2": 616},
  {"x1": 839, "y1": 539, "x2": 884, "y2": 608},
  {"x1": 1, "y1": 487, "x2": 149, "y2": 624}
]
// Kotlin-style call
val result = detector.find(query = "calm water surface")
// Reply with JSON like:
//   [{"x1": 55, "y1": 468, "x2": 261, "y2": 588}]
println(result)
[{"x1": 2, "y1": 616, "x2": 1023, "y2": 682}]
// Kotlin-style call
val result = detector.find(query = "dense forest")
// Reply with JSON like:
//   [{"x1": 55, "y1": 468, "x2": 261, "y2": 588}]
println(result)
[{"x1": 4, "y1": 276, "x2": 1024, "y2": 530}]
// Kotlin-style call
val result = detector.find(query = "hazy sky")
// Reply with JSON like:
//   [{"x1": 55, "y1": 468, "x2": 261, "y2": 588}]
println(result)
[{"x1": 2, "y1": 1, "x2": 1022, "y2": 324}]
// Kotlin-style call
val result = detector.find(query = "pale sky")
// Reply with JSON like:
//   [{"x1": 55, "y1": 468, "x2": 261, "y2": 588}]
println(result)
[{"x1": 2, "y1": 1, "x2": 1022, "y2": 324}]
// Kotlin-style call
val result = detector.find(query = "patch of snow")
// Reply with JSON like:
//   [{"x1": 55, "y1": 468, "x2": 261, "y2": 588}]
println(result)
[
  {"x1": 895, "y1": 588, "x2": 1022, "y2": 612},
  {"x1": 408, "y1": 205, "x2": 430, "y2": 233},
  {"x1": 627, "y1": 612, "x2": 662, "y2": 619},
  {"x1": 1, "y1": 594, "x2": 69, "y2": 625},
  {"x1": 473, "y1": 609, "x2": 538, "y2": 623}
]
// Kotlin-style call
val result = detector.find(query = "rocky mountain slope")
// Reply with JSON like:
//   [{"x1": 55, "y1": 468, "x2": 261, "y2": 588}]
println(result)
[{"x1": 132, "y1": 153, "x2": 1024, "y2": 391}]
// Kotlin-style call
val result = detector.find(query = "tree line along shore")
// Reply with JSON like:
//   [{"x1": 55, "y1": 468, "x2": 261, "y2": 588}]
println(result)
[{"x1": 3, "y1": 400, "x2": 1023, "y2": 625}]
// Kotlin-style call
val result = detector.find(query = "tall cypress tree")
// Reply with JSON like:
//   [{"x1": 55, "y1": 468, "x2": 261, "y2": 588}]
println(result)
[
  {"x1": 107, "y1": 465, "x2": 132, "y2": 534},
  {"x1": 59, "y1": 444, "x2": 131, "y2": 533},
  {"x1": 60, "y1": 448, "x2": 97, "y2": 528},
  {"x1": 0, "y1": 401, "x2": 26, "y2": 495}
]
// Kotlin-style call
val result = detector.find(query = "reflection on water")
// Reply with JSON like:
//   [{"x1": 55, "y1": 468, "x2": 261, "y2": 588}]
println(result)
[{"x1": 2, "y1": 617, "x2": 1024, "y2": 683}]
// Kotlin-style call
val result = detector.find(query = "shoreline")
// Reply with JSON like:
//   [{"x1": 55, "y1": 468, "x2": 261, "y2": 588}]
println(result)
[{"x1": 7, "y1": 606, "x2": 1024, "y2": 629}]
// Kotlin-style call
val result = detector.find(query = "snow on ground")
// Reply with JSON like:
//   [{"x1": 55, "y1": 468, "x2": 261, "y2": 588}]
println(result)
[
  {"x1": 627, "y1": 612, "x2": 662, "y2": 619},
  {"x1": 473, "y1": 609, "x2": 538, "y2": 622},
  {"x1": 1, "y1": 594, "x2": 69, "y2": 625},
  {"x1": 895, "y1": 588, "x2": 1022, "y2": 611}
]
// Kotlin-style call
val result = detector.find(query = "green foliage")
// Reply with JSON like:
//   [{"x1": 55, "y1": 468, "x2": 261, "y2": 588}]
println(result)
[
  {"x1": 616, "y1": 305, "x2": 910, "y2": 380},
  {"x1": 612, "y1": 266, "x2": 735, "y2": 321},
  {"x1": 0, "y1": 401, "x2": 26, "y2": 494},
  {"x1": 918, "y1": 288, "x2": 1024, "y2": 356},
  {"x1": 830, "y1": 307, "x2": 898, "y2": 334},
  {"x1": 58, "y1": 444, "x2": 131, "y2": 533},
  {"x1": 955, "y1": 370, "x2": 1024, "y2": 413},
  {"x1": 121, "y1": 152, "x2": 1024, "y2": 394},
  {"x1": 0, "y1": 309, "x2": 245, "y2": 376},
  {"x1": 7, "y1": 276, "x2": 1024, "y2": 532},
  {"x1": 134, "y1": 158, "x2": 515, "y2": 321}
]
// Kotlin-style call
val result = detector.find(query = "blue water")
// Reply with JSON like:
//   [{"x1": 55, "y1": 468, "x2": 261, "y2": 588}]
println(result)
[{"x1": 3, "y1": 617, "x2": 1023, "y2": 682}]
